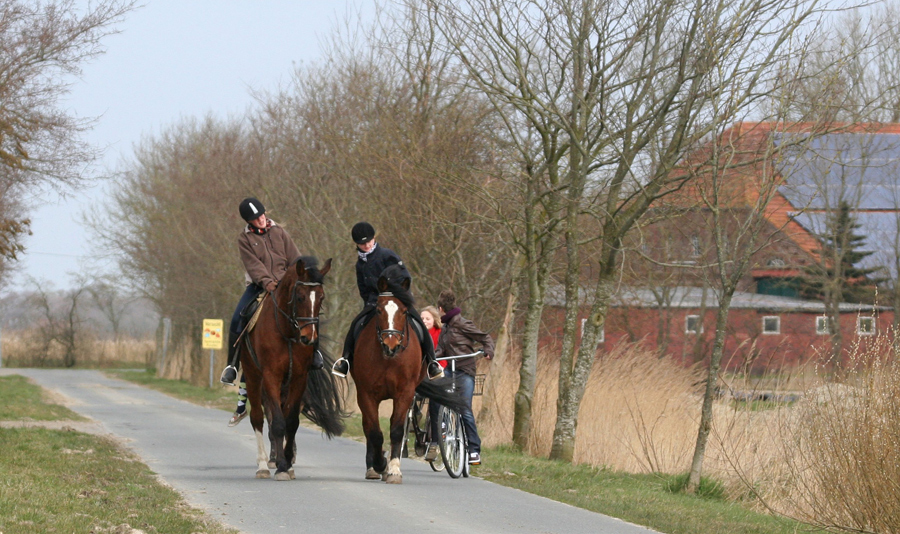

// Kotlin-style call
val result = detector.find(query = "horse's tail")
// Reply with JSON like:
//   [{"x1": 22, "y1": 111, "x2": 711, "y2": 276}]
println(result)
[
  {"x1": 300, "y1": 344, "x2": 348, "y2": 438},
  {"x1": 415, "y1": 375, "x2": 469, "y2": 414}
]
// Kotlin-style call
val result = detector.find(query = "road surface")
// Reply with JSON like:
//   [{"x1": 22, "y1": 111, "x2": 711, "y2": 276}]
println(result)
[{"x1": 3, "y1": 369, "x2": 659, "y2": 534}]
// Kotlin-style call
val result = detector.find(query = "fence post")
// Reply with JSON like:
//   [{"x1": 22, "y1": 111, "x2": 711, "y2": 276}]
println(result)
[{"x1": 158, "y1": 317, "x2": 171, "y2": 376}]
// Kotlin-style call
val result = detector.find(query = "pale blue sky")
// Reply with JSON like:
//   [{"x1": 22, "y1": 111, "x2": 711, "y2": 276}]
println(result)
[{"x1": 10, "y1": 0, "x2": 371, "y2": 292}]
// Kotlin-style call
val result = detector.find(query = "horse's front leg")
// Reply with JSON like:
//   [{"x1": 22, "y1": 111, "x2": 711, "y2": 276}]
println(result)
[
  {"x1": 282, "y1": 385, "x2": 305, "y2": 480},
  {"x1": 384, "y1": 395, "x2": 413, "y2": 484},
  {"x1": 358, "y1": 395, "x2": 386, "y2": 480},
  {"x1": 244, "y1": 374, "x2": 271, "y2": 479},
  {"x1": 261, "y1": 381, "x2": 291, "y2": 480}
]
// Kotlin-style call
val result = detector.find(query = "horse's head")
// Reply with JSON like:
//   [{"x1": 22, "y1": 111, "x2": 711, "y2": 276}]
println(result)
[
  {"x1": 374, "y1": 265, "x2": 415, "y2": 359},
  {"x1": 277, "y1": 256, "x2": 331, "y2": 346}
]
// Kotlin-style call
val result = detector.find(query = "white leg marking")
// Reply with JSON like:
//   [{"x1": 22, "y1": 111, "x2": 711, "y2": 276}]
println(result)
[{"x1": 255, "y1": 429, "x2": 269, "y2": 471}]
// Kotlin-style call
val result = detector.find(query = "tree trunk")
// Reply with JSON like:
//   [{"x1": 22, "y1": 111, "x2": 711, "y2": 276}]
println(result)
[{"x1": 687, "y1": 292, "x2": 733, "y2": 492}]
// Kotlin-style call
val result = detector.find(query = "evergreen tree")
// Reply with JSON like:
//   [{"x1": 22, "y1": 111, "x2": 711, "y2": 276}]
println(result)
[{"x1": 800, "y1": 200, "x2": 887, "y2": 304}]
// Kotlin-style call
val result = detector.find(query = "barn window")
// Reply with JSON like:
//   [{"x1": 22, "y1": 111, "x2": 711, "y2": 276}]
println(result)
[
  {"x1": 858, "y1": 316, "x2": 875, "y2": 336},
  {"x1": 815, "y1": 316, "x2": 832, "y2": 335},
  {"x1": 686, "y1": 315, "x2": 702, "y2": 334},
  {"x1": 762, "y1": 316, "x2": 780, "y2": 334},
  {"x1": 580, "y1": 318, "x2": 605, "y2": 342},
  {"x1": 690, "y1": 235, "x2": 702, "y2": 257}
]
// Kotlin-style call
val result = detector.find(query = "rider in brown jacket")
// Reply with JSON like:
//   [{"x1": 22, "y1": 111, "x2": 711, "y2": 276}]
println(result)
[
  {"x1": 220, "y1": 197, "x2": 322, "y2": 425},
  {"x1": 435, "y1": 289, "x2": 494, "y2": 465}
]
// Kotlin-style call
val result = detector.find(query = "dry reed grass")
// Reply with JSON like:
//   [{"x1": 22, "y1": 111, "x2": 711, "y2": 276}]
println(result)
[
  {"x1": 1, "y1": 331, "x2": 154, "y2": 368},
  {"x1": 746, "y1": 335, "x2": 900, "y2": 532}
]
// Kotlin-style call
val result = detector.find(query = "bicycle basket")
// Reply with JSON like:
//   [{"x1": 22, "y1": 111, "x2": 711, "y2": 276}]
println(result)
[{"x1": 474, "y1": 374, "x2": 486, "y2": 396}]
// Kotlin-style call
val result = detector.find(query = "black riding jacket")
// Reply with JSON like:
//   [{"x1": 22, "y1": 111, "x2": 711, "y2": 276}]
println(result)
[{"x1": 356, "y1": 244, "x2": 409, "y2": 306}]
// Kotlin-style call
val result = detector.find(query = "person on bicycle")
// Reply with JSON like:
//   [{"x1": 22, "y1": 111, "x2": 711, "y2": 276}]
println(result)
[
  {"x1": 434, "y1": 289, "x2": 494, "y2": 465},
  {"x1": 220, "y1": 197, "x2": 323, "y2": 426},
  {"x1": 331, "y1": 221, "x2": 444, "y2": 381}
]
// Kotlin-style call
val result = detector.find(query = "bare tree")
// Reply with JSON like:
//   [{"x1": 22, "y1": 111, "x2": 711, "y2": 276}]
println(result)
[
  {"x1": 27, "y1": 276, "x2": 87, "y2": 367},
  {"x1": 0, "y1": 0, "x2": 133, "y2": 264},
  {"x1": 427, "y1": 0, "x2": 826, "y2": 461}
]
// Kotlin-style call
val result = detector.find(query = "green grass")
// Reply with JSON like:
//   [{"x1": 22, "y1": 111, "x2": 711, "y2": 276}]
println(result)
[
  {"x1": 0, "y1": 375, "x2": 86, "y2": 421},
  {"x1": 0, "y1": 373, "x2": 238, "y2": 534},
  {"x1": 108, "y1": 371, "x2": 818, "y2": 534},
  {"x1": 475, "y1": 446, "x2": 811, "y2": 534}
]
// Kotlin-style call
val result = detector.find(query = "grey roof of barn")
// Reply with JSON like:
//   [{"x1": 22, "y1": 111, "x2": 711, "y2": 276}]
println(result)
[
  {"x1": 545, "y1": 285, "x2": 890, "y2": 313},
  {"x1": 775, "y1": 131, "x2": 900, "y2": 276}
]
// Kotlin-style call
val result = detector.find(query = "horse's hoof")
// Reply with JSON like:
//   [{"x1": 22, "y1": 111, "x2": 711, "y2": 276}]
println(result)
[
  {"x1": 274, "y1": 471, "x2": 292, "y2": 481},
  {"x1": 268, "y1": 461, "x2": 276, "y2": 469},
  {"x1": 365, "y1": 468, "x2": 381, "y2": 480},
  {"x1": 385, "y1": 473, "x2": 402, "y2": 484},
  {"x1": 255, "y1": 469, "x2": 271, "y2": 479},
  {"x1": 288, "y1": 468, "x2": 296, "y2": 480}
]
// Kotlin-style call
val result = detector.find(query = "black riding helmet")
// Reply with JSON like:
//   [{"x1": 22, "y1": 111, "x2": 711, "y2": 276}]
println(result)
[
  {"x1": 352, "y1": 221, "x2": 376, "y2": 244},
  {"x1": 239, "y1": 197, "x2": 266, "y2": 222}
]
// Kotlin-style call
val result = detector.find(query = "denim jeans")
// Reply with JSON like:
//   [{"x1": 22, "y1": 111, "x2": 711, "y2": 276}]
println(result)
[
  {"x1": 446, "y1": 369, "x2": 481, "y2": 453},
  {"x1": 230, "y1": 283, "x2": 262, "y2": 341}
]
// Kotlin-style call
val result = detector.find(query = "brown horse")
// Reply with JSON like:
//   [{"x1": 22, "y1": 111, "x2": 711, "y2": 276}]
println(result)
[
  {"x1": 240, "y1": 256, "x2": 345, "y2": 480},
  {"x1": 352, "y1": 264, "x2": 467, "y2": 484}
]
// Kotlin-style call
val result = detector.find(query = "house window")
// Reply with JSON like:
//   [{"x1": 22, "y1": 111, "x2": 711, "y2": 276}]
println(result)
[
  {"x1": 762, "y1": 316, "x2": 780, "y2": 334},
  {"x1": 686, "y1": 315, "x2": 701, "y2": 334},
  {"x1": 580, "y1": 318, "x2": 605, "y2": 342},
  {"x1": 690, "y1": 235, "x2": 701, "y2": 257},
  {"x1": 815, "y1": 316, "x2": 832, "y2": 335},
  {"x1": 858, "y1": 316, "x2": 875, "y2": 336}
]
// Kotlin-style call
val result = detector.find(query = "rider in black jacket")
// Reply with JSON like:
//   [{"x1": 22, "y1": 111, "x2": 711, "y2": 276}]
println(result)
[{"x1": 331, "y1": 222, "x2": 444, "y2": 380}]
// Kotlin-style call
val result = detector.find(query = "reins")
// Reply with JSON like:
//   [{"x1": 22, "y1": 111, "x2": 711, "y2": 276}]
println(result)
[{"x1": 247, "y1": 278, "x2": 322, "y2": 384}]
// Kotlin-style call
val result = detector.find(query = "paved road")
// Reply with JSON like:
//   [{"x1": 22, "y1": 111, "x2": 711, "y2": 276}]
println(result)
[{"x1": 4, "y1": 369, "x2": 659, "y2": 534}]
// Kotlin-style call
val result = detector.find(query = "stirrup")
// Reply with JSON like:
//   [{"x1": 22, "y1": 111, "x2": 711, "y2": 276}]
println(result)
[
  {"x1": 220, "y1": 365, "x2": 238, "y2": 386},
  {"x1": 331, "y1": 357, "x2": 349, "y2": 378},
  {"x1": 310, "y1": 349, "x2": 324, "y2": 371},
  {"x1": 427, "y1": 361, "x2": 444, "y2": 380}
]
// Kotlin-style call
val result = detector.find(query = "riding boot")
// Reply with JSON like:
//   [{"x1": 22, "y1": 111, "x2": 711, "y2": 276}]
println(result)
[
  {"x1": 424, "y1": 348, "x2": 444, "y2": 380},
  {"x1": 220, "y1": 332, "x2": 241, "y2": 385},
  {"x1": 310, "y1": 348, "x2": 324, "y2": 371}
]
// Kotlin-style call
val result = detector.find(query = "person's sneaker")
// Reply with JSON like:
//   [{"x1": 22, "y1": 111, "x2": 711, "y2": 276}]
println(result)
[
  {"x1": 426, "y1": 360, "x2": 444, "y2": 380},
  {"x1": 468, "y1": 451, "x2": 481, "y2": 465},
  {"x1": 424, "y1": 442, "x2": 439, "y2": 461},
  {"x1": 220, "y1": 365, "x2": 237, "y2": 385},
  {"x1": 309, "y1": 349, "x2": 324, "y2": 371},
  {"x1": 228, "y1": 409, "x2": 248, "y2": 427},
  {"x1": 331, "y1": 357, "x2": 349, "y2": 378}
]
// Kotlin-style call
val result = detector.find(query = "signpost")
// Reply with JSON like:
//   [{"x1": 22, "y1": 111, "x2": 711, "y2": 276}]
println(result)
[{"x1": 202, "y1": 319, "x2": 224, "y2": 388}]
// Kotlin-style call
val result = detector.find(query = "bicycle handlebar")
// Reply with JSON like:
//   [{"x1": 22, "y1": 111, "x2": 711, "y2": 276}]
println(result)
[{"x1": 435, "y1": 350, "x2": 485, "y2": 361}]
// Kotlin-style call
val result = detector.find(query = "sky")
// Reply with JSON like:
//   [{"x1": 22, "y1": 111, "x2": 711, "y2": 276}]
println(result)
[{"x1": 9, "y1": 0, "x2": 370, "y2": 292}]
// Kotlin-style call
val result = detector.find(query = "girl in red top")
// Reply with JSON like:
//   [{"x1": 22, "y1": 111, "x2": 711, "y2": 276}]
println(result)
[{"x1": 421, "y1": 306, "x2": 445, "y2": 368}]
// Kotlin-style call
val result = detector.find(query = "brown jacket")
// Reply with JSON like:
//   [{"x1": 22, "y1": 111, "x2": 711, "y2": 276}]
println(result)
[
  {"x1": 435, "y1": 312, "x2": 495, "y2": 377},
  {"x1": 238, "y1": 220, "x2": 301, "y2": 288}
]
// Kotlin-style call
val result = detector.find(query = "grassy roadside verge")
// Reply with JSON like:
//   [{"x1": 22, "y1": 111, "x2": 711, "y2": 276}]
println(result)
[
  {"x1": 108, "y1": 369, "x2": 814, "y2": 534},
  {"x1": 0, "y1": 374, "x2": 237, "y2": 534}
]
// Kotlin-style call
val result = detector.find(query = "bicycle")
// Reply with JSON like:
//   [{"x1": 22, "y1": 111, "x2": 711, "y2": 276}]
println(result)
[{"x1": 403, "y1": 350, "x2": 485, "y2": 478}]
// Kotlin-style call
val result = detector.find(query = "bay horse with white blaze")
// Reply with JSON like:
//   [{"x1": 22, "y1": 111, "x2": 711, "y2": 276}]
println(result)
[
  {"x1": 239, "y1": 256, "x2": 345, "y2": 480},
  {"x1": 352, "y1": 264, "x2": 467, "y2": 484}
]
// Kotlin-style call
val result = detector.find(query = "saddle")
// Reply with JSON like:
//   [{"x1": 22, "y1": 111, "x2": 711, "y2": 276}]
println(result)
[{"x1": 240, "y1": 291, "x2": 267, "y2": 336}]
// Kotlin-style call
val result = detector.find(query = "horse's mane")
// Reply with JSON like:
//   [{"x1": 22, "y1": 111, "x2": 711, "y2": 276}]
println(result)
[
  {"x1": 290, "y1": 256, "x2": 325, "y2": 284},
  {"x1": 380, "y1": 264, "x2": 415, "y2": 308}
]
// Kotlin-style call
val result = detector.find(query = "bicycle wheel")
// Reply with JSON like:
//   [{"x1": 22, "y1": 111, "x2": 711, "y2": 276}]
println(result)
[
  {"x1": 429, "y1": 453, "x2": 445, "y2": 472},
  {"x1": 402, "y1": 407, "x2": 413, "y2": 458},
  {"x1": 438, "y1": 405, "x2": 466, "y2": 478}
]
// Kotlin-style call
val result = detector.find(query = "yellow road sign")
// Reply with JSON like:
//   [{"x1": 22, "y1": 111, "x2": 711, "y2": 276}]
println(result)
[{"x1": 202, "y1": 319, "x2": 224, "y2": 350}]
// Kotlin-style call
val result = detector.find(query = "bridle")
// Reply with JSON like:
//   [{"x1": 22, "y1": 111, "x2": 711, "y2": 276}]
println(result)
[
  {"x1": 272, "y1": 279, "x2": 322, "y2": 344},
  {"x1": 375, "y1": 292, "x2": 409, "y2": 355}
]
